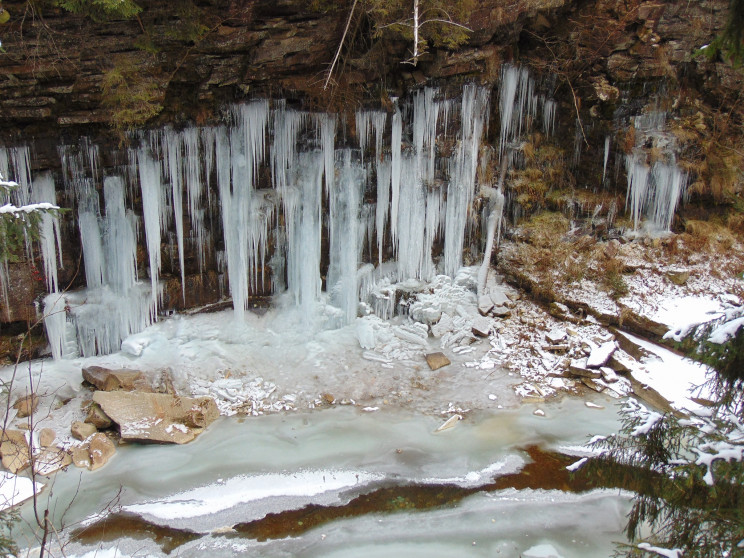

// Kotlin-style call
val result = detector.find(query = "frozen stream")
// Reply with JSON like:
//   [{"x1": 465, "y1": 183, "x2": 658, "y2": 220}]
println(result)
[{"x1": 19, "y1": 401, "x2": 629, "y2": 558}]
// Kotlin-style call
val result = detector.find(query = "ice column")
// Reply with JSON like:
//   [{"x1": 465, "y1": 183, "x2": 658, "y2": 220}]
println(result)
[
  {"x1": 327, "y1": 150, "x2": 364, "y2": 324},
  {"x1": 162, "y1": 128, "x2": 187, "y2": 300},
  {"x1": 137, "y1": 147, "x2": 167, "y2": 310},
  {"x1": 444, "y1": 84, "x2": 490, "y2": 277}
]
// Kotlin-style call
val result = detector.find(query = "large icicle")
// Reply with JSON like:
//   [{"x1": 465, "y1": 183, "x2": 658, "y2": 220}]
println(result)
[
  {"x1": 162, "y1": 128, "x2": 187, "y2": 301},
  {"x1": 375, "y1": 157, "x2": 392, "y2": 265},
  {"x1": 390, "y1": 107, "x2": 402, "y2": 249},
  {"x1": 137, "y1": 146, "x2": 167, "y2": 309},
  {"x1": 31, "y1": 172, "x2": 62, "y2": 293},
  {"x1": 327, "y1": 150, "x2": 364, "y2": 325},
  {"x1": 444, "y1": 84, "x2": 490, "y2": 277}
]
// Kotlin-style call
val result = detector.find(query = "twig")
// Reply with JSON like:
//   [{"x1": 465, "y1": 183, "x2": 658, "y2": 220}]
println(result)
[{"x1": 324, "y1": 0, "x2": 359, "y2": 91}]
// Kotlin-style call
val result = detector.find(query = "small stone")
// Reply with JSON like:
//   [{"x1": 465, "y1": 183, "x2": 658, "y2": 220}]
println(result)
[
  {"x1": 322, "y1": 393, "x2": 335, "y2": 405},
  {"x1": 471, "y1": 315, "x2": 493, "y2": 337},
  {"x1": 545, "y1": 328, "x2": 567, "y2": 344},
  {"x1": 88, "y1": 433, "x2": 116, "y2": 471},
  {"x1": 85, "y1": 404, "x2": 113, "y2": 429},
  {"x1": 478, "y1": 295, "x2": 494, "y2": 316},
  {"x1": 13, "y1": 394, "x2": 39, "y2": 419},
  {"x1": 533, "y1": 409, "x2": 545, "y2": 417},
  {"x1": 425, "y1": 352, "x2": 451, "y2": 370},
  {"x1": 666, "y1": 268, "x2": 690, "y2": 286},
  {"x1": 71, "y1": 421, "x2": 97, "y2": 441},
  {"x1": 39, "y1": 428, "x2": 56, "y2": 448},
  {"x1": 490, "y1": 305, "x2": 511, "y2": 317},
  {"x1": 35, "y1": 448, "x2": 72, "y2": 475}
]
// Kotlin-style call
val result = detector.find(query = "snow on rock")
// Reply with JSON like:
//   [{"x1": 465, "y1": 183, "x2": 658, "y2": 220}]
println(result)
[
  {"x1": 522, "y1": 543, "x2": 565, "y2": 558},
  {"x1": 586, "y1": 341, "x2": 616, "y2": 368}
]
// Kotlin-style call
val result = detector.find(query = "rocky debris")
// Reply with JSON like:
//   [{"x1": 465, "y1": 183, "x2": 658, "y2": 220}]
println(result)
[
  {"x1": 600, "y1": 367, "x2": 620, "y2": 383},
  {"x1": 545, "y1": 328, "x2": 567, "y2": 344},
  {"x1": 1, "y1": 430, "x2": 30, "y2": 474},
  {"x1": 85, "y1": 403, "x2": 113, "y2": 429},
  {"x1": 426, "y1": 352, "x2": 451, "y2": 370},
  {"x1": 549, "y1": 302, "x2": 577, "y2": 322},
  {"x1": 586, "y1": 341, "x2": 617, "y2": 368},
  {"x1": 13, "y1": 394, "x2": 39, "y2": 419},
  {"x1": 82, "y1": 366, "x2": 152, "y2": 392},
  {"x1": 92, "y1": 391, "x2": 219, "y2": 444},
  {"x1": 71, "y1": 421, "x2": 97, "y2": 441},
  {"x1": 666, "y1": 268, "x2": 690, "y2": 286}
]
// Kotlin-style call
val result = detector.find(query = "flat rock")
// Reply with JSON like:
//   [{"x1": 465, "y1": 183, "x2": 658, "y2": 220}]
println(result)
[
  {"x1": 92, "y1": 391, "x2": 219, "y2": 444},
  {"x1": 586, "y1": 341, "x2": 617, "y2": 368},
  {"x1": 82, "y1": 366, "x2": 152, "y2": 392},
  {"x1": 600, "y1": 367, "x2": 619, "y2": 383},
  {"x1": 568, "y1": 359, "x2": 601, "y2": 379},
  {"x1": 491, "y1": 305, "x2": 511, "y2": 317},
  {"x1": 611, "y1": 329, "x2": 653, "y2": 361},
  {"x1": 425, "y1": 352, "x2": 451, "y2": 371},
  {"x1": 13, "y1": 394, "x2": 39, "y2": 418},
  {"x1": 607, "y1": 350, "x2": 635, "y2": 373},
  {"x1": 471, "y1": 315, "x2": 493, "y2": 337},
  {"x1": 489, "y1": 288, "x2": 512, "y2": 308},
  {"x1": 71, "y1": 421, "x2": 97, "y2": 441}
]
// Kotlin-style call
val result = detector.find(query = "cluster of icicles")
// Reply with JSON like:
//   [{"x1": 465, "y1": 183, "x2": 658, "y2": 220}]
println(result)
[{"x1": 0, "y1": 65, "x2": 686, "y2": 359}]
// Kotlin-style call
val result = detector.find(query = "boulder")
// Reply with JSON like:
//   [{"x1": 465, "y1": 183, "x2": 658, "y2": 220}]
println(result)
[
  {"x1": 1, "y1": 430, "x2": 30, "y2": 473},
  {"x1": 425, "y1": 352, "x2": 451, "y2": 371},
  {"x1": 71, "y1": 446, "x2": 91, "y2": 469},
  {"x1": 71, "y1": 421, "x2": 97, "y2": 441},
  {"x1": 92, "y1": 391, "x2": 219, "y2": 444},
  {"x1": 82, "y1": 366, "x2": 152, "y2": 392},
  {"x1": 13, "y1": 394, "x2": 39, "y2": 418},
  {"x1": 85, "y1": 403, "x2": 113, "y2": 429},
  {"x1": 477, "y1": 295, "x2": 494, "y2": 316},
  {"x1": 431, "y1": 313, "x2": 455, "y2": 338}
]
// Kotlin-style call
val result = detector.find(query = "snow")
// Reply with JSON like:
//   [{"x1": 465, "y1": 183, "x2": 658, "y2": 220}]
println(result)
[
  {"x1": 619, "y1": 331, "x2": 712, "y2": 412},
  {"x1": 0, "y1": 472, "x2": 43, "y2": 511},
  {"x1": 636, "y1": 542, "x2": 683, "y2": 557}
]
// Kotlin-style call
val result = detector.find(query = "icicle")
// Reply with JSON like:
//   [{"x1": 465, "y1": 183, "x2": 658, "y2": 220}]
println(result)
[
  {"x1": 543, "y1": 97, "x2": 557, "y2": 136},
  {"x1": 625, "y1": 151, "x2": 650, "y2": 230},
  {"x1": 137, "y1": 146, "x2": 167, "y2": 310},
  {"x1": 651, "y1": 162, "x2": 687, "y2": 231},
  {"x1": 375, "y1": 157, "x2": 391, "y2": 265},
  {"x1": 31, "y1": 173, "x2": 62, "y2": 293},
  {"x1": 272, "y1": 104, "x2": 307, "y2": 196},
  {"x1": 161, "y1": 128, "x2": 186, "y2": 301},
  {"x1": 42, "y1": 293, "x2": 68, "y2": 360},
  {"x1": 390, "y1": 108, "x2": 402, "y2": 249},
  {"x1": 602, "y1": 135, "x2": 611, "y2": 186},
  {"x1": 102, "y1": 176, "x2": 138, "y2": 295},
  {"x1": 396, "y1": 156, "x2": 428, "y2": 280}
]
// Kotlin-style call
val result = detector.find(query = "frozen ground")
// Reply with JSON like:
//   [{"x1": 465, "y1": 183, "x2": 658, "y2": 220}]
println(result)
[{"x1": 0, "y1": 262, "x2": 738, "y2": 557}]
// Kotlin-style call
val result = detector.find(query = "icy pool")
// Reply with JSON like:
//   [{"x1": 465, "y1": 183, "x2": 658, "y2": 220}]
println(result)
[{"x1": 20, "y1": 399, "x2": 630, "y2": 558}]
